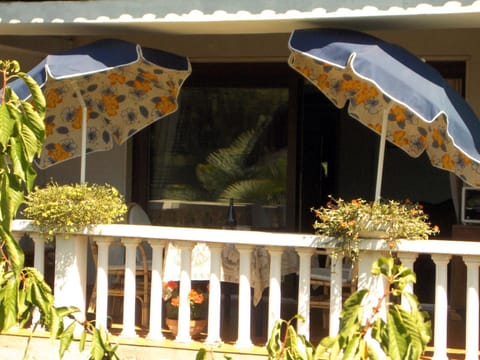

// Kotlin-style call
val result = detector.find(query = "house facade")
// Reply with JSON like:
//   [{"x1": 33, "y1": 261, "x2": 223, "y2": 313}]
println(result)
[
  {"x1": 1, "y1": 1, "x2": 480, "y2": 237},
  {"x1": 2, "y1": 2, "x2": 480, "y2": 357}
]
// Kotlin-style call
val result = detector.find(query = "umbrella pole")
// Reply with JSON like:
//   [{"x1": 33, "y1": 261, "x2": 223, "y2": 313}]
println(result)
[
  {"x1": 374, "y1": 110, "x2": 388, "y2": 201},
  {"x1": 72, "y1": 82, "x2": 87, "y2": 184}
]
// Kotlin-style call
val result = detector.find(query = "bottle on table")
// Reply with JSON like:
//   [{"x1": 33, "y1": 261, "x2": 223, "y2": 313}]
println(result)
[{"x1": 225, "y1": 198, "x2": 237, "y2": 229}]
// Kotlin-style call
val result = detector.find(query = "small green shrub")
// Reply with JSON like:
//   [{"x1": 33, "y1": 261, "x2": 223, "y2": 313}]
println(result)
[{"x1": 22, "y1": 182, "x2": 127, "y2": 240}]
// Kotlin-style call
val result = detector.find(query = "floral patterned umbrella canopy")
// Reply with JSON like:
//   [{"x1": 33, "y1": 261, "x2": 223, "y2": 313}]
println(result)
[
  {"x1": 289, "y1": 28, "x2": 480, "y2": 198},
  {"x1": 11, "y1": 39, "x2": 191, "y2": 183}
]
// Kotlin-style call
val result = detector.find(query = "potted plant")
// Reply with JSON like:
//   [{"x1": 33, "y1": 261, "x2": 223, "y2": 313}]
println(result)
[
  {"x1": 311, "y1": 196, "x2": 440, "y2": 262},
  {"x1": 22, "y1": 181, "x2": 128, "y2": 331},
  {"x1": 22, "y1": 181, "x2": 127, "y2": 240},
  {"x1": 163, "y1": 280, "x2": 209, "y2": 338}
]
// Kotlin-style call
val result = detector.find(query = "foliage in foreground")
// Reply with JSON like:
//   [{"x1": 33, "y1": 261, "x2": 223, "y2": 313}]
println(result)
[
  {"x1": 316, "y1": 256, "x2": 431, "y2": 360},
  {"x1": 196, "y1": 256, "x2": 431, "y2": 360},
  {"x1": 266, "y1": 315, "x2": 314, "y2": 360},
  {"x1": 0, "y1": 60, "x2": 119, "y2": 359}
]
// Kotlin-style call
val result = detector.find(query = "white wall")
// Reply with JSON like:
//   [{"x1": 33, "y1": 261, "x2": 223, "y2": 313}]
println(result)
[{"x1": 35, "y1": 144, "x2": 128, "y2": 196}]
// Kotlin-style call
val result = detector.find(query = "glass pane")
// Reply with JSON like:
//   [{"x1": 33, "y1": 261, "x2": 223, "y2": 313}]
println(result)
[{"x1": 149, "y1": 86, "x2": 288, "y2": 230}]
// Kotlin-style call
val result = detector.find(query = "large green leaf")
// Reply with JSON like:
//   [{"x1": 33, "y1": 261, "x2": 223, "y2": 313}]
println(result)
[
  {"x1": 0, "y1": 226, "x2": 24, "y2": 273},
  {"x1": 385, "y1": 310, "x2": 409, "y2": 360},
  {"x1": 266, "y1": 319, "x2": 285, "y2": 358},
  {"x1": 15, "y1": 72, "x2": 46, "y2": 119},
  {"x1": 7, "y1": 138, "x2": 25, "y2": 184},
  {"x1": 17, "y1": 100, "x2": 45, "y2": 159},
  {"x1": 0, "y1": 105, "x2": 16, "y2": 149},
  {"x1": 59, "y1": 322, "x2": 76, "y2": 358},
  {"x1": 0, "y1": 274, "x2": 18, "y2": 330}
]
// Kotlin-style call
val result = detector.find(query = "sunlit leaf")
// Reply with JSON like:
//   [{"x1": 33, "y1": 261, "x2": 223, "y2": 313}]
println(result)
[{"x1": 59, "y1": 322, "x2": 75, "y2": 358}]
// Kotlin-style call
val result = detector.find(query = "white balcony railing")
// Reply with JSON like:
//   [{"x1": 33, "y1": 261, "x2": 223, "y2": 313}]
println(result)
[{"x1": 12, "y1": 220, "x2": 480, "y2": 360}]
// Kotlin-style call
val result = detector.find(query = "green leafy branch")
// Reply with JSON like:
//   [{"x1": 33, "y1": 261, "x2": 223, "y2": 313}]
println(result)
[
  {"x1": 267, "y1": 315, "x2": 314, "y2": 360},
  {"x1": 316, "y1": 257, "x2": 431, "y2": 360},
  {"x1": 0, "y1": 60, "x2": 119, "y2": 359}
]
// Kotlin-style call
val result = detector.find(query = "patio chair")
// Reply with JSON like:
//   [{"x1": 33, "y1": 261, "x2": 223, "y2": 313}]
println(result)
[
  {"x1": 310, "y1": 249, "x2": 357, "y2": 327},
  {"x1": 88, "y1": 203, "x2": 152, "y2": 328}
]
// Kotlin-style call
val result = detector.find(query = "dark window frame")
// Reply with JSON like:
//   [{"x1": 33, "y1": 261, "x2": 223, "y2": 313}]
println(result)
[{"x1": 131, "y1": 62, "x2": 301, "y2": 230}]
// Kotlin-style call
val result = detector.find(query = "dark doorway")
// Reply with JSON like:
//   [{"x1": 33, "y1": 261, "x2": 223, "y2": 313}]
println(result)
[{"x1": 297, "y1": 84, "x2": 340, "y2": 233}]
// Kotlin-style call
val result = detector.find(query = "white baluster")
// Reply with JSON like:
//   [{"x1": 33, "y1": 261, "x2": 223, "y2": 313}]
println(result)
[
  {"x1": 267, "y1": 247, "x2": 283, "y2": 338},
  {"x1": 329, "y1": 253, "x2": 343, "y2": 337},
  {"x1": 235, "y1": 244, "x2": 254, "y2": 348},
  {"x1": 54, "y1": 233, "x2": 88, "y2": 334},
  {"x1": 296, "y1": 248, "x2": 313, "y2": 338},
  {"x1": 30, "y1": 234, "x2": 45, "y2": 276},
  {"x1": 357, "y1": 251, "x2": 376, "y2": 292},
  {"x1": 206, "y1": 243, "x2": 223, "y2": 344},
  {"x1": 120, "y1": 237, "x2": 141, "y2": 338},
  {"x1": 147, "y1": 240, "x2": 166, "y2": 341},
  {"x1": 176, "y1": 241, "x2": 193, "y2": 342},
  {"x1": 463, "y1": 255, "x2": 480, "y2": 360},
  {"x1": 397, "y1": 252, "x2": 418, "y2": 311},
  {"x1": 94, "y1": 237, "x2": 113, "y2": 330},
  {"x1": 431, "y1": 254, "x2": 451, "y2": 360},
  {"x1": 28, "y1": 233, "x2": 46, "y2": 330}
]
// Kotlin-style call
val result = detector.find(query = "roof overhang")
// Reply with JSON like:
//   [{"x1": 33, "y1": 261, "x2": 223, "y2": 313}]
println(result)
[{"x1": 1, "y1": 1, "x2": 480, "y2": 36}]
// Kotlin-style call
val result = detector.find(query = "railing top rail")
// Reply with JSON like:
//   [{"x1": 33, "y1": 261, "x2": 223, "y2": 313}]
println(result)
[
  {"x1": 12, "y1": 220, "x2": 480, "y2": 256},
  {"x1": 12, "y1": 220, "x2": 320, "y2": 248}
]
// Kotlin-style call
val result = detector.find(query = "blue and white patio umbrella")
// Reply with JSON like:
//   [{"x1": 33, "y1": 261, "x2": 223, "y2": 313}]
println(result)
[
  {"x1": 289, "y1": 28, "x2": 480, "y2": 199},
  {"x1": 10, "y1": 39, "x2": 191, "y2": 183}
]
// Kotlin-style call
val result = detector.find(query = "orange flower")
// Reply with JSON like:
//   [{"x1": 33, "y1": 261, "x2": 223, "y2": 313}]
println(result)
[
  {"x1": 298, "y1": 65, "x2": 310, "y2": 78},
  {"x1": 46, "y1": 89, "x2": 63, "y2": 109},
  {"x1": 189, "y1": 289, "x2": 205, "y2": 304},
  {"x1": 108, "y1": 72, "x2": 126, "y2": 85},
  {"x1": 432, "y1": 129, "x2": 445, "y2": 147},
  {"x1": 142, "y1": 71, "x2": 158, "y2": 81},
  {"x1": 170, "y1": 296, "x2": 179, "y2": 307},
  {"x1": 317, "y1": 73, "x2": 330, "y2": 90},
  {"x1": 353, "y1": 84, "x2": 378, "y2": 104},
  {"x1": 45, "y1": 119, "x2": 55, "y2": 136},
  {"x1": 133, "y1": 79, "x2": 152, "y2": 92},
  {"x1": 369, "y1": 123, "x2": 382, "y2": 133},
  {"x1": 458, "y1": 152, "x2": 472, "y2": 165},
  {"x1": 393, "y1": 130, "x2": 408, "y2": 146},
  {"x1": 156, "y1": 96, "x2": 176, "y2": 114},
  {"x1": 48, "y1": 143, "x2": 71, "y2": 162},
  {"x1": 390, "y1": 106, "x2": 407, "y2": 123},
  {"x1": 441, "y1": 153, "x2": 455, "y2": 170},
  {"x1": 102, "y1": 94, "x2": 119, "y2": 116}
]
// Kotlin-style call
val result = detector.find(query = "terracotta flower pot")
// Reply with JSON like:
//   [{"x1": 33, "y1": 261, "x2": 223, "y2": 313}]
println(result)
[{"x1": 166, "y1": 318, "x2": 207, "y2": 338}]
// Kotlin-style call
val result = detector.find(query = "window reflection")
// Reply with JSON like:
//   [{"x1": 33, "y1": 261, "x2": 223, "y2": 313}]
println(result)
[{"x1": 149, "y1": 86, "x2": 288, "y2": 230}]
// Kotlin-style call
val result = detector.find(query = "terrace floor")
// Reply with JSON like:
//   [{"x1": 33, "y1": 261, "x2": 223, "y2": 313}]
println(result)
[{"x1": 0, "y1": 320, "x2": 473, "y2": 360}]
